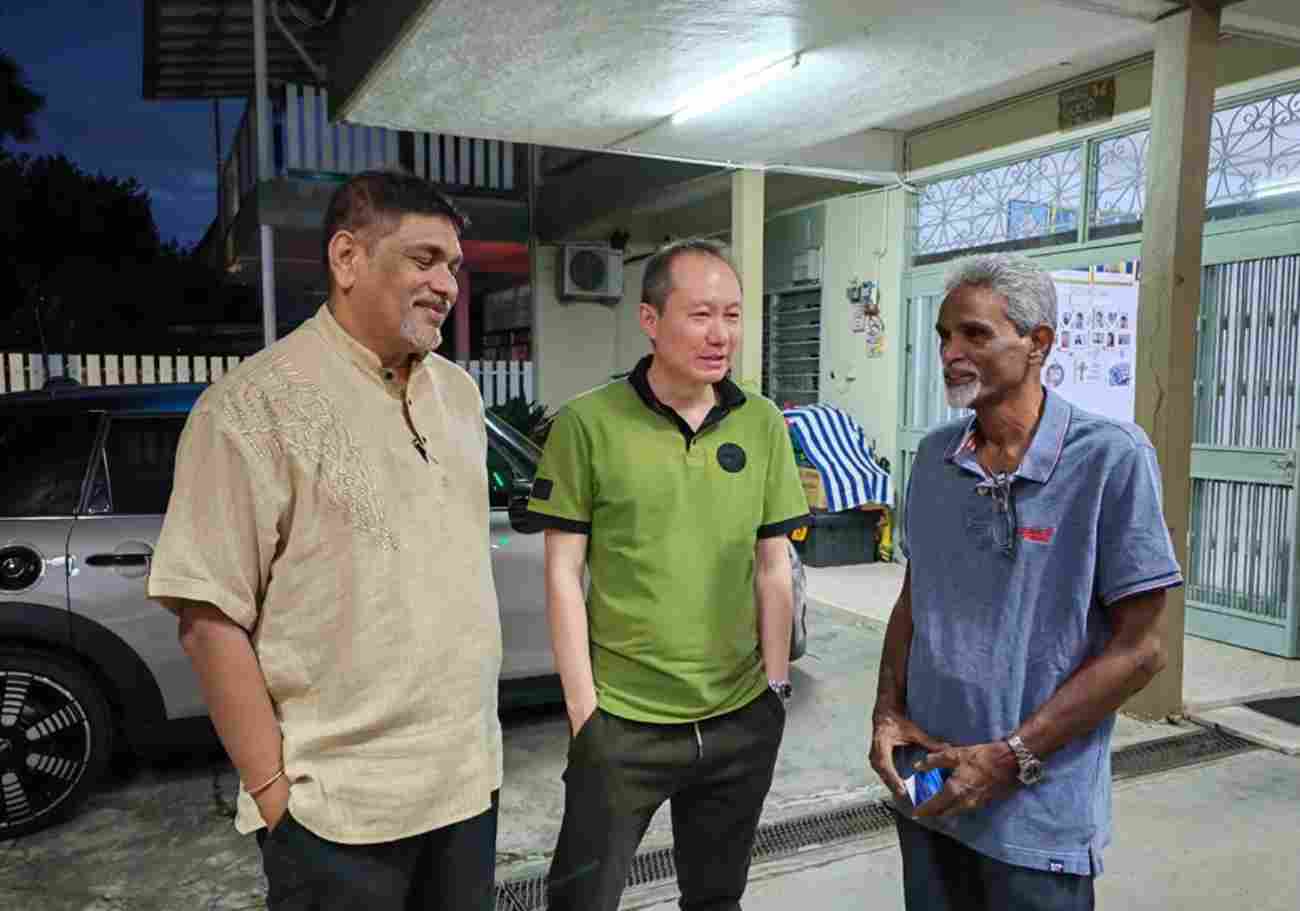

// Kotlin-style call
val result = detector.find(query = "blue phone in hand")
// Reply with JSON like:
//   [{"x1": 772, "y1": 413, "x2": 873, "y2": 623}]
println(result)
[
  {"x1": 893, "y1": 745, "x2": 952, "y2": 809},
  {"x1": 905, "y1": 767, "x2": 952, "y2": 807}
]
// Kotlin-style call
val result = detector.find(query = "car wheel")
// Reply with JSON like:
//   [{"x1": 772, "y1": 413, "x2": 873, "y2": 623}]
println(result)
[
  {"x1": 0, "y1": 648, "x2": 113, "y2": 839},
  {"x1": 788, "y1": 538, "x2": 808, "y2": 661}
]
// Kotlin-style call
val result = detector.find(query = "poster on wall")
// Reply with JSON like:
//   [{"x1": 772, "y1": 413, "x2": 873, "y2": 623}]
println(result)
[{"x1": 1045, "y1": 268, "x2": 1138, "y2": 423}]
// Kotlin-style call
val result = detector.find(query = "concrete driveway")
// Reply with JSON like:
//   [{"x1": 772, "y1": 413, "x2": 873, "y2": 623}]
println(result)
[{"x1": 0, "y1": 603, "x2": 889, "y2": 910}]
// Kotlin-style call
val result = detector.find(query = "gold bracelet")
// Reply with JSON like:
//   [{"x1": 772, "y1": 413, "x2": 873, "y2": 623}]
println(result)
[{"x1": 246, "y1": 767, "x2": 285, "y2": 797}]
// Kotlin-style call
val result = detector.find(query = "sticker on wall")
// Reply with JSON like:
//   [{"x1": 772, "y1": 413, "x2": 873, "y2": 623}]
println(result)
[
  {"x1": 861, "y1": 282, "x2": 886, "y2": 358},
  {"x1": 864, "y1": 314, "x2": 886, "y2": 356}
]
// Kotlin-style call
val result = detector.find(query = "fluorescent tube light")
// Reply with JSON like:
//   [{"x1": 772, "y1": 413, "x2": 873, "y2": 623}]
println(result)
[{"x1": 671, "y1": 54, "x2": 800, "y2": 125}]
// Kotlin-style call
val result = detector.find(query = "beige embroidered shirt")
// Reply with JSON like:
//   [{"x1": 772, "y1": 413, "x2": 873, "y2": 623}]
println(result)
[{"x1": 148, "y1": 305, "x2": 503, "y2": 844}]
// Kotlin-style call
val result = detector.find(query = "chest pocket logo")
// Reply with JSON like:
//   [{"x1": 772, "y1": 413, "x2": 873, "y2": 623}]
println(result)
[{"x1": 717, "y1": 442, "x2": 747, "y2": 473}]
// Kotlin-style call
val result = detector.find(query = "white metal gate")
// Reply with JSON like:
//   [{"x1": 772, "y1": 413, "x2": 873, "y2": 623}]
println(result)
[{"x1": 1186, "y1": 255, "x2": 1300, "y2": 656}]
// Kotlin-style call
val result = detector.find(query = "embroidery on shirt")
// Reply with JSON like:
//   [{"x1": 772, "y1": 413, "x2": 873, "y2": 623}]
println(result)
[{"x1": 219, "y1": 356, "x2": 399, "y2": 551}]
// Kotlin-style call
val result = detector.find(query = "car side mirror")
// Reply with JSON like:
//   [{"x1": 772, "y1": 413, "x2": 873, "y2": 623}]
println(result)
[{"x1": 508, "y1": 479, "x2": 543, "y2": 534}]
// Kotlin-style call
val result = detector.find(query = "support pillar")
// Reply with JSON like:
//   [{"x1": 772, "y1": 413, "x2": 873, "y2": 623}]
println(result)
[
  {"x1": 730, "y1": 169, "x2": 765, "y2": 389},
  {"x1": 1128, "y1": 1, "x2": 1223, "y2": 719},
  {"x1": 253, "y1": 0, "x2": 277, "y2": 349}
]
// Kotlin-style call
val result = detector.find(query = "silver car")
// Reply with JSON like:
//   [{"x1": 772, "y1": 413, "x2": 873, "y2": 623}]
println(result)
[{"x1": 0, "y1": 383, "x2": 806, "y2": 838}]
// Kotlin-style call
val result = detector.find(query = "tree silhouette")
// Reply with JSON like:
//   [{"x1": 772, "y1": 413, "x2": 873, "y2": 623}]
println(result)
[
  {"x1": 0, "y1": 152, "x2": 165, "y2": 348},
  {"x1": 0, "y1": 52, "x2": 45, "y2": 145}
]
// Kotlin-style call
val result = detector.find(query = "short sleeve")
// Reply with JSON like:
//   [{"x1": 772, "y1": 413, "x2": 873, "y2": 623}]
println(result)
[
  {"x1": 898, "y1": 463, "x2": 916, "y2": 561},
  {"x1": 1095, "y1": 439, "x2": 1183, "y2": 606},
  {"x1": 147, "y1": 407, "x2": 287, "y2": 630},
  {"x1": 524, "y1": 407, "x2": 594, "y2": 534},
  {"x1": 757, "y1": 408, "x2": 811, "y2": 539}
]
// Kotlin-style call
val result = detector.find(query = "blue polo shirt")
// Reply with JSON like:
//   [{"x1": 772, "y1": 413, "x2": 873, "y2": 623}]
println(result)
[{"x1": 900, "y1": 389, "x2": 1182, "y2": 876}]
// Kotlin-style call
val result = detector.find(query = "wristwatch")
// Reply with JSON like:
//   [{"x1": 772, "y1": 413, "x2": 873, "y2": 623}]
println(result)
[
  {"x1": 768, "y1": 679, "x2": 793, "y2": 702},
  {"x1": 1006, "y1": 735, "x2": 1044, "y2": 785}
]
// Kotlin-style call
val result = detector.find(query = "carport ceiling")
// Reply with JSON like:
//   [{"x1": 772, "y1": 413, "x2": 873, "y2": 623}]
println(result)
[
  {"x1": 332, "y1": 0, "x2": 1215, "y2": 179},
  {"x1": 143, "y1": 0, "x2": 338, "y2": 99}
]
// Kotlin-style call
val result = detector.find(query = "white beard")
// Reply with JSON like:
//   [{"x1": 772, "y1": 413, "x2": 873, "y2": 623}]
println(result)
[
  {"x1": 945, "y1": 378, "x2": 982, "y2": 410},
  {"x1": 400, "y1": 312, "x2": 442, "y2": 355}
]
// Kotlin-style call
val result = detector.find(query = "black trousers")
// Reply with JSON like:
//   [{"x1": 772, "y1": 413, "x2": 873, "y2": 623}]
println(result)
[
  {"x1": 547, "y1": 690, "x2": 786, "y2": 911},
  {"x1": 893, "y1": 809, "x2": 1095, "y2": 911},
  {"x1": 256, "y1": 791, "x2": 498, "y2": 911}
]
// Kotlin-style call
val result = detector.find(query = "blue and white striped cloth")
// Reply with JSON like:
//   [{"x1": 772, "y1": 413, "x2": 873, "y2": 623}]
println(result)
[{"x1": 782, "y1": 405, "x2": 893, "y2": 510}]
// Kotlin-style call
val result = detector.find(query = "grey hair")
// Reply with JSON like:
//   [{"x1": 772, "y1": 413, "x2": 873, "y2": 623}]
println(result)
[
  {"x1": 641, "y1": 238, "x2": 741, "y2": 313},
  {"x1": 942, "y1": 253, "x2": 1057, "y2": 336}
]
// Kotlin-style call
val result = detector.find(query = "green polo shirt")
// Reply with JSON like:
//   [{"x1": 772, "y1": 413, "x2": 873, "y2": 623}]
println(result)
[{"x1": 526, "y1": 355, "x2": 810, "y2": 723}]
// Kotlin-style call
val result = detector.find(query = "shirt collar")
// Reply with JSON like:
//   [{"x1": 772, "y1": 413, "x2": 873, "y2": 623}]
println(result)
[
  {"x1": 627, "y1": 354, "x2": 746, "y2": 438},
  {"x1": 313, "y1": 304, "x2": 429, "y2": 383},
  {"x1": 629, "y1": 354, "x2": 745, "y2": 408},
  {"x1": 944, "y1": 388, "x2": 1071, "y2": 484}
]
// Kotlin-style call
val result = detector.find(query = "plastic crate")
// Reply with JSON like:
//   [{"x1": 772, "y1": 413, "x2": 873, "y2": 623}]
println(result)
[{"x1": 795, "y1": 509, "x2": 878, "y2": 567}]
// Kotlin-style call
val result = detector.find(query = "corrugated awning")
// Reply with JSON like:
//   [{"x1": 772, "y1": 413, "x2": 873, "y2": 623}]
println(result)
[{"x1": 142, "y1": 0, "x2": 336, "y2": 99}]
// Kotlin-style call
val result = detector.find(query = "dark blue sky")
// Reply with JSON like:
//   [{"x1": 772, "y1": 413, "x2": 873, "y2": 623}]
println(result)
[{"x1": 2, "y1": 0, "x2": 245, "y2": 245}]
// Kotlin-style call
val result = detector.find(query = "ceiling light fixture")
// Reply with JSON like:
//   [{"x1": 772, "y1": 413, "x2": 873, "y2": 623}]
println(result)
[{"x1": 671, "y1": 53, "x2": 801, "y2": 125}]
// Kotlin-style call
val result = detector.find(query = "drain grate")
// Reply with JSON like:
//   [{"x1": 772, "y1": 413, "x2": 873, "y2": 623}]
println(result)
[
  {"x1": 493, "y1": 726, "x2": 1254, "y2": 910},
  {"x1": 1243, "y1": 695, "x2": 1300, "y2": 726},
  {"x1": 1110, "y1": 726, "x2": 1255, "y2": 780}
]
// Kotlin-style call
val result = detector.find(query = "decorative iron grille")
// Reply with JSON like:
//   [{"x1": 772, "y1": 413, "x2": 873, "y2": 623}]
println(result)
[
  {"x1": 1091, "y1": 89, "x2": 1300, "y2": 232},
  {"x1": 913, "y1": 148, "x2": 1084, "y2": 261}
]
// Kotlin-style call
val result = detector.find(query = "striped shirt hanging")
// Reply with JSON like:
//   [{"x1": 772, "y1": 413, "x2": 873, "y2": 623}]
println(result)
[{"x1": 782, "y1": 404, "x2": 893, "y2": 511}]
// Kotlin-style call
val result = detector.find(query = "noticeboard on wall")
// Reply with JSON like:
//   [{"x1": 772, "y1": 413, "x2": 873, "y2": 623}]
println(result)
[{"x1": 1045, "y1": 268, "x2": 1139, "y2": 422}]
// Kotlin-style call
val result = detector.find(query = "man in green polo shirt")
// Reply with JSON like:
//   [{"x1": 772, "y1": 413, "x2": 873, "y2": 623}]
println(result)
[{"x1": 526, "y1": 238, "x2": 810, "y2": 911}]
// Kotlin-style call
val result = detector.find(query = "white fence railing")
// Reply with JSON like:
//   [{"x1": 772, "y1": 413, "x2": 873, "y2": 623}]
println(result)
[
  {"x1": 1, "y1": 352, "x2": 532, "y2": 408},
  {"x1": 462, "y1": 359, "x2": 534, "y2": 407},
  {"x1": 222, "y1": 84, "x2": 519, "y2": 229},
  {"x1": 283, "y1": 84, "x2": 518, "y2": 191},
  {"x1": 1, "y1": 353, "x2": 244, "y2": 392}
]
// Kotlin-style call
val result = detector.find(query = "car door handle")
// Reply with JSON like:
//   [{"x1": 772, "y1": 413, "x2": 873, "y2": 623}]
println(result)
[{"x1": 85, "y1": 553, "x2": 151, "y2": 567}]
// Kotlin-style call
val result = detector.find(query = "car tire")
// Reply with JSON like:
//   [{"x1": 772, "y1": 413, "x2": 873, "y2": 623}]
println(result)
[{"x1": 0, "y1": 648, "x2": 114, "y2": 839}]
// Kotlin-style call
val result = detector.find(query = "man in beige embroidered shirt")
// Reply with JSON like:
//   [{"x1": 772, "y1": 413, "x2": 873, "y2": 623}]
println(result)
[{"x1": 148, "y1": 171, "x2": 503, "y2": 910}]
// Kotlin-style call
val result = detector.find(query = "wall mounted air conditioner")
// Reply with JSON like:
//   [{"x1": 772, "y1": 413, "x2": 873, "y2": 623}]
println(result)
[{"x1": 559, "y1": 244, "x2": 623, "y2": 303}]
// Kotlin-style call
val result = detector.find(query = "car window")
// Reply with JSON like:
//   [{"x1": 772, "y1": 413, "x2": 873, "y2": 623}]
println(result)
[
  {"x1": 94, "y1": 415, "x2": 187, "y2": 515},
  {"x1": 0, "y1": 414, "x2": 100, "y2": 517},
  {"x1": 485, "y1": 417, "x2": 538, "y2": 511},
  {"x1": 486, "y1": 442, "x2": 516, "y2": 510},
  {"x1": 485, "y1": 411, "x2": 542, "y2": 467}
]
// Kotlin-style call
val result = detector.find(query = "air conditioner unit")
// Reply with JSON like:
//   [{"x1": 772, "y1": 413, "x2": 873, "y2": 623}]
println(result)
[{"x1": 559, "y1": 244, "x2": 623, "y2": 302}]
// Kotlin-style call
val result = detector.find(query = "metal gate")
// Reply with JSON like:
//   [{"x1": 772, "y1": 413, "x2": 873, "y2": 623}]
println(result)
[{"x1": 1187, "y1": 255, "x2": 1300, "y2": 657}]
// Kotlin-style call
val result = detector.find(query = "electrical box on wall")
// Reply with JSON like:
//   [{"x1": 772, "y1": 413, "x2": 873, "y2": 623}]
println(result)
[
  {"x1": 559, "y1": 244, "x2": 624, "y2": 303},
  {"x1": 791, "y1": 248, "x2": 822, "y2": 285}
]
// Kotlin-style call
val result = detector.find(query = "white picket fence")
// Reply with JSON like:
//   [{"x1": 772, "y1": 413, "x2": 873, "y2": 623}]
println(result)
[
  {"x1": 0, "y1": 352, "x2": 534, "y2": 408},
  {"x1": 463, "y1": 359, "x2": 534, "y2": 406},
  {"x1": 0, "y1": 353, "x2": 243, "y2": 392}
]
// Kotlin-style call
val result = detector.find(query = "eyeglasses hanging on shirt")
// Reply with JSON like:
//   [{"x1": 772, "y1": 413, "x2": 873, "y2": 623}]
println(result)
[{"x1": 987, "y1": 472, "x2": 1018, "y2": 560}]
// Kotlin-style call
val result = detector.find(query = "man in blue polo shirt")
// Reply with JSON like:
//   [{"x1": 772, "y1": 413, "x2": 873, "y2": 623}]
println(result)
[{"x1": 869, "y1": 252, "x2": 1182, "y2": 909}]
